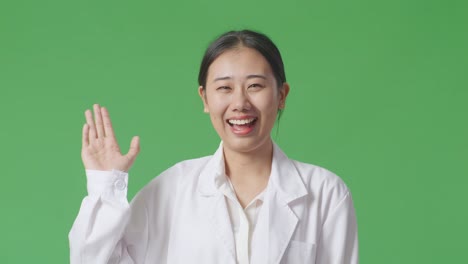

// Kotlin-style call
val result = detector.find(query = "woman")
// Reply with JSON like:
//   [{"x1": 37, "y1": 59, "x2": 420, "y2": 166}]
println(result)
[{"x1": 69, "y1": 30, "x2": 358, "y2": 264}]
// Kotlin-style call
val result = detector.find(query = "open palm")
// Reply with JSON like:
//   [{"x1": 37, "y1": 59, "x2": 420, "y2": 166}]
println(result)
[{"x1": 81, "y1": 104, "x2": 140, "y2": 172}]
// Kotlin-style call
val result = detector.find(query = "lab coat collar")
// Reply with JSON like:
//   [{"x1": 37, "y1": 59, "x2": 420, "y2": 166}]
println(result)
[
  {"x1": 197, "y1": 141, "x2": 308, "y2": 204},
  {"x1": 197, "y1": 142, "x2": 226, "y2": 196},
  {"x1": 270, "y1": 142, "x2": 308, "y2": 204},
  {"x1": 197, "y1": 141, "x2": 308, "y2": 263}
]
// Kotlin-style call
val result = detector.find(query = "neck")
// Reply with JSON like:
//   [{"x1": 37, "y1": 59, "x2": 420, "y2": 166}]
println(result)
[
  {"x1": 223, "y1": 139, "x2": 273, "y2": 208},
  {"x1": 223, "y1": 139, "x2": 273, "y2": 183}
]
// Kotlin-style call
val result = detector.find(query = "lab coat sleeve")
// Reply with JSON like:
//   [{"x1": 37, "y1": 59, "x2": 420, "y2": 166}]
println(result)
[
  {"x1": 69, "y1": 169, "x2": 147, "y2": 264},
  {"x1": 315, "y1": 191, "x2": 359, "y2": 264}
]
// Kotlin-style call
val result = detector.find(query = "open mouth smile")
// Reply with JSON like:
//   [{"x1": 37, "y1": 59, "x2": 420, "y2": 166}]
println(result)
[{"x1": 226, "y1": 117, "x2": 258, "y2": 135}]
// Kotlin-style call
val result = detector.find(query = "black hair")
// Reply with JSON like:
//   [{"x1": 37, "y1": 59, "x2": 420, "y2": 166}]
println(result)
[{"x1": 198, "y1": 30, "x2": 286, "y2": 89}]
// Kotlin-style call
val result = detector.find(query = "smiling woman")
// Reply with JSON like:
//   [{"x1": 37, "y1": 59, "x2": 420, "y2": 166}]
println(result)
[
  {"x1": 69, "y1": 30, "x2": 358, "y2": 264},
  {"x1": 199, "y1": 47, "x2": 288, "y2": 159}
]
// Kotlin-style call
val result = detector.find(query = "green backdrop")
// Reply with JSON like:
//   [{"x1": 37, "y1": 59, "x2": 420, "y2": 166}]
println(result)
[{"x1": 1, "y1": 0, "x2": 467, "y2": 263}]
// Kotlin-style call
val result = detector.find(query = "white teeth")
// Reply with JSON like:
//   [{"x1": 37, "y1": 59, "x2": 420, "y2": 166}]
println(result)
[{"x1": 228, "y1": 118, "x2": 256, "y2": 125}]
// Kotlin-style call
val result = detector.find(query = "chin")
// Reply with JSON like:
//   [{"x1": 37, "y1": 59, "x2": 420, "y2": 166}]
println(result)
[{"x1": 222, "y1": 136, "x2": 271, "y2": 154}]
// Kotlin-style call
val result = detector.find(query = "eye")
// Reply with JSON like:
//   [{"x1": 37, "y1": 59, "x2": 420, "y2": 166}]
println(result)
[
  {"x1": 248, "y1": 83, "x2": 264, "y2": 89},
  {"x1": 217, "y1": 86, "x2": 231, "y2": 90}
]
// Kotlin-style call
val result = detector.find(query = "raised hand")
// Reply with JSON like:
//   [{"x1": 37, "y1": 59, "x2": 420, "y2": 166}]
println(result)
[{"x1": 81, "y1": 104, "x2": 140, "y2": 172}]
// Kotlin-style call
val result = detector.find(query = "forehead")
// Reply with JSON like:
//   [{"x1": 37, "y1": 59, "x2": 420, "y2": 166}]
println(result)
[{"x1": 206, "y1": 47, "x2": 273, "y2": 81}]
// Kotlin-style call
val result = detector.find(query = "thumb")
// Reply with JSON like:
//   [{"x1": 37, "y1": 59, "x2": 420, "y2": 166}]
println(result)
[{"x1": 126, "y1": 136, "x2": 140, "y2": 158}]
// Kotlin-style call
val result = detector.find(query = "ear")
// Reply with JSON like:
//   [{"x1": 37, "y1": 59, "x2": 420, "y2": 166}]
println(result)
[
  {"x1": 278, "y1": 82, "x2": 290, "y2": 109},
  {"x1": 198, "y1": 86, "x2": 209, "y2": 113}
]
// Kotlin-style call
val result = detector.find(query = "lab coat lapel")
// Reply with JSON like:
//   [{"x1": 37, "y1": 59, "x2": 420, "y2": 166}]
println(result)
[
  {"x1": 197, "y1": 142, "x2": 236, "y2": 262},
  {"x1": 197, "y1": 142, "x2": 308, "y2": 263},
  {"x1": 268, "y1": 143, "x2": 308, "y2": 264},
  {"x1": 268, "y1": 192, "x2": 298, "y2": 264},
  {"x1": 208, "y1": 193, "x2": 236, "y2": 261}
]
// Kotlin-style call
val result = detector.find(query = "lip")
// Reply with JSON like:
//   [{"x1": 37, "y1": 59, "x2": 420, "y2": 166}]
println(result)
[
  {"x1": 226, "y1": 115, "x2": 258, "y2": 136},
  {"x1": 226, "y1": 115, "x2": 257, "y2": 121}
]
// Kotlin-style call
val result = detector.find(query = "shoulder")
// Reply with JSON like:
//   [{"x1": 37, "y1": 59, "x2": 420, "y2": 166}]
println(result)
[
  {"x1": 293, "y1": 160, "x2": 349, "y2": 193},
  {"x1": 144, "y1": 155, "x2": 212, "y2": 190},
  {"x1": 131, "y1": 155, "x2": 210, "y2": 201},
  {"x1": 286, "y1": 159, "x2": 357, "y2": 226},
  {"x1": 273, "y1": 143, "x2": 350, "y2": 200},
  {"x1": 290, "y1": 159, "x2": 351, "y2": 208},
  {"x1": 160, "y1": 156, "x2": 212, "y2": 178}
]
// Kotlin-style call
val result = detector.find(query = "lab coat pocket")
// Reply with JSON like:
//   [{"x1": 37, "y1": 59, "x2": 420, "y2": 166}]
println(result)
[{"x1": 280, "y1": 240, "x2": 316, "y2": 264}]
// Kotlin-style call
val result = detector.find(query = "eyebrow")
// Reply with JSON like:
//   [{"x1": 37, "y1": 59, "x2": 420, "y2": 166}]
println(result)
[{"x1": 213, "y1": 74, "x2": 267, "y2": 82}]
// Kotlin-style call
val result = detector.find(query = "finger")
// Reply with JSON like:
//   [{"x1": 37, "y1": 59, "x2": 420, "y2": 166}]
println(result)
[
  {"x1": 101, "y1": 107, "x2": 115, "y2": 138},
  {"x1": 93, "y1": 104, "x2": 105, "y2": 138},
  {"x1": 82, "y1": 123, "x2": 89, "y2": 147},
  {"x1": 126, "y1": 136, "x2": 140, "y2": 158},
  {"x1": 85, "y1": 109, "x2": 97, "y2": 140}
]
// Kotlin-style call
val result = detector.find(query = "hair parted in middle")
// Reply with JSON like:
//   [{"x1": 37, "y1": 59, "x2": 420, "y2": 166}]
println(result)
[{"x1": 198, "y1": 30, "x2": 286, "y2": 90}]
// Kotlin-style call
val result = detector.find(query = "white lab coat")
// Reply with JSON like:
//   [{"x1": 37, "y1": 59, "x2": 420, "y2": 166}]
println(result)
[{"x1": 69, "y1": 142, "x2": 358, "y2": 264}]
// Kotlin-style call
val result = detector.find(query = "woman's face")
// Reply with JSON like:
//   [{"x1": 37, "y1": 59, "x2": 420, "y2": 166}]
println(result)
[{"x1": 199, "y1": 47, "x2": 289, "y2": 154}]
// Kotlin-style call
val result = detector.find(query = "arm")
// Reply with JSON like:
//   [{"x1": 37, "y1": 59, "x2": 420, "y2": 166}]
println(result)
[
  {"x1": 315, "y1": 191, "x2": 359, "y2": 264},
  {"x1": 69, "y1": 104, "x2": 142, "y2": 264}
]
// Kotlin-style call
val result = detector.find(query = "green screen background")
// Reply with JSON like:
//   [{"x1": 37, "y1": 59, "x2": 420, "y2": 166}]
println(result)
[{"x1": 1, "y1": 0, "x2": 467, "y2": 263}]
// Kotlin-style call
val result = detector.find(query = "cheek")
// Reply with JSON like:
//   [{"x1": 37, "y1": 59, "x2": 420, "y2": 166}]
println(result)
[
  {"x1": 207, "y1": 97, "x2": 228, "y2": 122},
  {"x1": 208, "y1": 93, "x2": 231, "y2": 109},
  {"x1": 256, "y1": 94, "x2": 280, "y2": 116}
]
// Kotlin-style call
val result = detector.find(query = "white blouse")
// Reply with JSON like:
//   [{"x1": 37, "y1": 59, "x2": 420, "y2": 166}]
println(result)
[{"x1": 219, "y1": 174, "x2": 266, "y2": 264}]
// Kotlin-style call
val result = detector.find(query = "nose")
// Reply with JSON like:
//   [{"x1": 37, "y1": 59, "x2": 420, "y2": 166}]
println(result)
[{"x1": 232, "y1": 88, "x2": 251, "y2": 112}]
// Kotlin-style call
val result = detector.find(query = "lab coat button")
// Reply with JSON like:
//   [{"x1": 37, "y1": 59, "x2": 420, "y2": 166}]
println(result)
[{"x1": 115, "y1": 179, "x2": 126, "y2": 190}]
